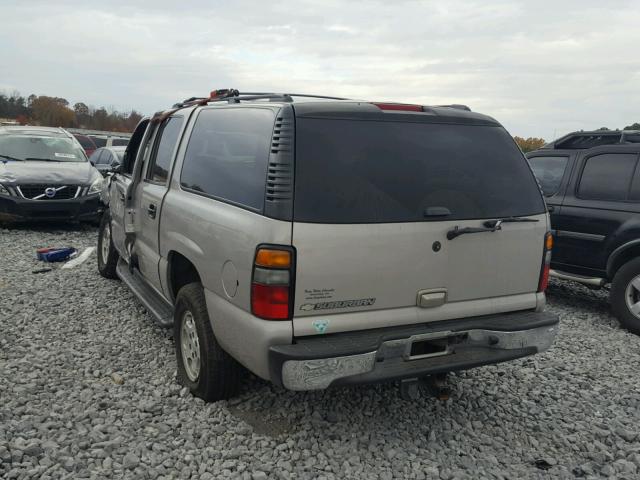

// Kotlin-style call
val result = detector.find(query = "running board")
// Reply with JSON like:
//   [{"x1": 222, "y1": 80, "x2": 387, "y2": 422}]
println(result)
[
  {"x1": 550, "y1": 269, "x2": 605, "y2": 288},
  {"x1": 116, "y1": 260, "x2": 174, "y2": 327}
]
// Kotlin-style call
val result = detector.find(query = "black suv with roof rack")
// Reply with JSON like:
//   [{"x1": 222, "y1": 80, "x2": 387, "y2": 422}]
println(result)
[{"x1": 527, "y1": 130, "x2": 640, "y2": 334}]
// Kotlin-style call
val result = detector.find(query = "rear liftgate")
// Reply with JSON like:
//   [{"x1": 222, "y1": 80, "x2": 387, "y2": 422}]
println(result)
[{"x1": 399, "y1": 231, "x2": 554, "y2": 402}]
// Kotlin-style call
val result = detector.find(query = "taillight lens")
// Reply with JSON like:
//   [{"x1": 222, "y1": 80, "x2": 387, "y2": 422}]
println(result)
[
  {"x1": 538, "y1": 232, "x2": 553, "y2": 292},
  {"x1": 372, "y1": 102, "x2": 423, "y2": 112},
  {"x1": 251, "y1": 246, "x2": 294, "y2": 320}
]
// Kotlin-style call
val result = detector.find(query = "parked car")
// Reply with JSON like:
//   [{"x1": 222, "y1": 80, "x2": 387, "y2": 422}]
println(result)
[
  {"x1": 97, "y1": 89, "x2": 558, "y2": 401},
  {"x1": 528, "y1": 130, "x2": 640, "y2": 334},
  {"x1": 0, "y1": 126, "x2": 104, "y2": 223},
  {"x1": 89, "y1": 134, "x2": 129, "y2": 149},
  {"x1": 89, "y1": 146, "x2": 125, "y2": 176},
  {"x1": 72, "y1": 133, "x2": 98, "y2": 157}
]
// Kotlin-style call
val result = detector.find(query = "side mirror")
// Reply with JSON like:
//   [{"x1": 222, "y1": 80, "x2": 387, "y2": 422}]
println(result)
[{"x1": 110, "y1": 164, "x2": 123, "y2": 174}]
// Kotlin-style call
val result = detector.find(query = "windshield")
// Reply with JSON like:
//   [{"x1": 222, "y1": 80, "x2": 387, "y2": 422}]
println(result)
[
  {"x1": 294, "y1": 119, "x2": 546, "y2": 223},
  {"x1": 0, "y1": 135, "x2": 87, "y2": 162}
]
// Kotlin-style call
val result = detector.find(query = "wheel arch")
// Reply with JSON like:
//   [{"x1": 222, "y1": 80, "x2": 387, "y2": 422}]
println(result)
[
  {"x1": 167, "y1": 250, "x2": 203, "y2": 303},
  {"x1": 607, "y1": 239, "x2": 640, "y2": 280}
]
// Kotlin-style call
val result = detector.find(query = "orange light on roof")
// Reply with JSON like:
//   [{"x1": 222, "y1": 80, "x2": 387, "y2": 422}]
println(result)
[
  {"x1": 256, "y1": 248, "x2": 291, "y2": 268},
  {"x1": 545, "y1": 232, "x2": 554, "y2": 251}
]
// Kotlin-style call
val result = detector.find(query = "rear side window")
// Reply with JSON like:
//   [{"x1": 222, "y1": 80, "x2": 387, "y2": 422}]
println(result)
[
  {"x1": 180, "y1": 108, "x2": 275, "y2": 211},
  {"x1": 294, "y1": 119, "x2": 545, "y2": 223},
  {"x1": 148, "y1": 117, "x2": 183, "y2": 184},
  {"x1": 578, "y1": 153, "x2": 638, "y2": 201},
  {"x1": 529, "y1": 156, "x2": 568, "y2": 196}
]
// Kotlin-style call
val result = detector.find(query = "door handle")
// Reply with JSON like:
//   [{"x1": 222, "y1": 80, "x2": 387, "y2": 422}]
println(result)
[{"x1": 147, "y1": 203, "x2": 157, "y2": 219}]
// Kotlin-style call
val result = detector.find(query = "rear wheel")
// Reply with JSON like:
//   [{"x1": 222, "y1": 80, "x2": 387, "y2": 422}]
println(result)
[
  {"x1": 174, "y1": 282, "x2": 241, "y2": 401},
  {"x1": 97, "y1": 210, "x2": 119, "y2": 279},
  {"x1": 611, "y1": 257, "x2": 640, "y2": 335}
]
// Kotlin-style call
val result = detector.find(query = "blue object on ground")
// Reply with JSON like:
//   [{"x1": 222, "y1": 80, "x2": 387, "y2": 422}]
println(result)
[{"x1": 37, "y1": 247, "x2": 77, "y2": 262}]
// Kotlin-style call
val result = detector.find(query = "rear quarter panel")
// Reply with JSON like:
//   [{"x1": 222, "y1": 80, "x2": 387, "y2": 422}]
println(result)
[{"x1": 157, "y1": 112, "x2": 293, "y2": 375}]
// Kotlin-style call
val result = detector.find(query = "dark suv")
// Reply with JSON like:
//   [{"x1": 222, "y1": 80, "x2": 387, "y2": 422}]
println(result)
[{"x1": 527, "y1": 130, "x2": 640, "y2": 333}]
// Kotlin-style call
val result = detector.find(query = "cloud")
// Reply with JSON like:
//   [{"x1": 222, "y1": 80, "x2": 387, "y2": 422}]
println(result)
[{"x1": 1, "y1": 0, "x2": 639, "y2": 138}]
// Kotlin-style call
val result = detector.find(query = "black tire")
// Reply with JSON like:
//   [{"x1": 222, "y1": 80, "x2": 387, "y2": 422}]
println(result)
[
  {"x1": 611, "y1": 257, "x2": 640, "y2": 335},
  {"x1": 174, "y1": 282, "x2": 241, "y2": 401},
  {"x1": 97, "y1": 210, "x2": 119, "y2": 279}
]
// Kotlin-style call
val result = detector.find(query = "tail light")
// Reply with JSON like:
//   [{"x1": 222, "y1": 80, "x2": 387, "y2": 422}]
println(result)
[
  {"x1": 251, "y1": 246, "x2": 295, "y2": 320},
  {"x1": 538, "y1": 232, "x2": 553, "y2": 292},
  {"x1": 372, "y1": 102, "x2": 424, "y2": 112}
]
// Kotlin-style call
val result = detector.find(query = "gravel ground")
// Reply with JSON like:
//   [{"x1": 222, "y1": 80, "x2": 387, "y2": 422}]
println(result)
[{"x1": 1, "y1": 225, "x2": 640, "y2": 480}]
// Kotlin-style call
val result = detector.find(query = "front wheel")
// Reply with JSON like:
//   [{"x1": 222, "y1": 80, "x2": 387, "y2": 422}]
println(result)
[
  {"x1": 97, "y1": 210, "x2": 119, "y2": 279},
  {"x1": 174, "y1": 283, "x2": 241, "y2": 401},
  {"x1": 611, "y1": 257, "x2": 640, "y2": 335}
]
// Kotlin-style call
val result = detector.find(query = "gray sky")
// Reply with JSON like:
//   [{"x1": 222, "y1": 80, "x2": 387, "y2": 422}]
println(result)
[{"x1": 1, "y1": 0, "x2": 638, "y2": 139}]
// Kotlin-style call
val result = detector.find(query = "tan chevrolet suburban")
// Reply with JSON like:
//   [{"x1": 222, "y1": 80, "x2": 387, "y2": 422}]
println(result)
[{"x1": 97, "y1": 89, "x2": 558, "y2": 401}]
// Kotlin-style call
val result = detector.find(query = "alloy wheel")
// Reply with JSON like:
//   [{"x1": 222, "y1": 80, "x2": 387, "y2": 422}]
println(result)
[
  {"x1": 101, "y1": 221, "x2": 111, "y2": 264},
  {"x1": 180, "y1": 311, "x2": 201, "y2": 382},
  {"x1": 624, "y1": 275, "x2": 640, "y2": 319}
]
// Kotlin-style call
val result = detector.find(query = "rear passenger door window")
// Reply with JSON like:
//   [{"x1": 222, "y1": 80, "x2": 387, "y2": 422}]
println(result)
[
  {"x1": 529, "y1": 156, "x2": 569, "y2": 197},
  {"x1": 180, "y1": 108, "x2": 275, "y2": 211},
  {"x1": 578, "y1": 153, "x2": 638, "y2": 201},
  {"x1": 147, "y1": 117, "x2": 184, "y2": 184}
]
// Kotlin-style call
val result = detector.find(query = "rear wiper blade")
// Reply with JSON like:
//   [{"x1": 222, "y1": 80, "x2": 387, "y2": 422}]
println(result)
[
  {"x1": 483, "y1": 217, "x2": 539, "y2": 228},
  {"x1": 448, "y1": 216, "x2": 540, "y2": 240},
  {"x1": 447, "y1": 225, "x2": 500, "y2": 240},
  {"x1": 0, "y1": 154, "x2": 24, "y2": 162}
]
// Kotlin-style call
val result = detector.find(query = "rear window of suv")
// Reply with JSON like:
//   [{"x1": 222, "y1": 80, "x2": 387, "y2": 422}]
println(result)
[{"x1": 294, "y1": 119, "x2": 546, "y2": 223}]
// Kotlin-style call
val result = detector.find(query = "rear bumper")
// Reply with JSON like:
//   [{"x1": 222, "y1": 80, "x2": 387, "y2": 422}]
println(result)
[
  {"x1": 269, "y1": 310, "x2": 558, "y2": 391},
  {"x1": 0, "y1": 194, "x2": 102, "y2": 222}
]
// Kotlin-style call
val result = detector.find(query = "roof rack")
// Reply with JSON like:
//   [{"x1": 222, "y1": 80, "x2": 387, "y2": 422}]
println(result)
[
  {"x1": 162, "y1": 88, "x2": 474, "y2": 123},
  {"x1": 543, "y1": 130, "x2": 640, "y2": 150},
  {"x1": 172, "y1": 90, "x2": 348, "y2": 108}
]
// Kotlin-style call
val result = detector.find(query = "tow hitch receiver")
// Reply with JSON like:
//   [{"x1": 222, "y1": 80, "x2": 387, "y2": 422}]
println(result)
[{"x1": 399, "y1": 374, "x2": 450, "y2": 402}]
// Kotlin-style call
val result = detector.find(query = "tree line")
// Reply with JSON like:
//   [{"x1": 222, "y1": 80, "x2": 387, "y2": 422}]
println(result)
[{"x1": 0, "y1": 91, "x2": 143, "y2": 132}]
